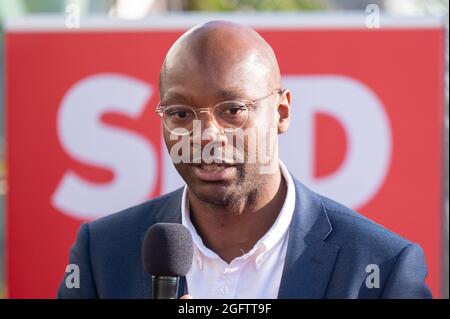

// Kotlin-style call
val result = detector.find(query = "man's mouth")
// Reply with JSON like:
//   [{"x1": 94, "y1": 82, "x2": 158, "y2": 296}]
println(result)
[
  {"x1": 188, "y1": 162, "x2": 237, "y2": 181},
  {"x1": 198, "y1": 163, "x2": 228, "y2": 171}
]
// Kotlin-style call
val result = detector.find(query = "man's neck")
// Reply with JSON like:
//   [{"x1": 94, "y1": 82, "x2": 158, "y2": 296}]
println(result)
[{"x1": 187, "y1": 167, "x2": 287, "y2": 264}]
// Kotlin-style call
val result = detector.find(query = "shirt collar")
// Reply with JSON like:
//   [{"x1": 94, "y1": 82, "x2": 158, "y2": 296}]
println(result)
[{"x1": 181, "y1": 160, "x2": 296, "y2": 270}]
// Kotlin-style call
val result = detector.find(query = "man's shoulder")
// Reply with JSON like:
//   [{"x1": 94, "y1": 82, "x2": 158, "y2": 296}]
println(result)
[
  {"x1": 88, "y1": 187, "x2": 184, "y2": 236},
  {"x1": 291, "y1": 176, "x2": 413, "y2": 255},
  {"x1": 300, "y1": 184, "x2": 431, "y2": 299},
  {"x1": 315, "y1": 191, "x2": 412, "y2": 254}
]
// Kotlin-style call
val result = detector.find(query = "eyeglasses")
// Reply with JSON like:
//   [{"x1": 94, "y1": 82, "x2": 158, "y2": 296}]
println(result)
[{"x1": 156, "y1": 89, "x2": 283, "y2": 135}]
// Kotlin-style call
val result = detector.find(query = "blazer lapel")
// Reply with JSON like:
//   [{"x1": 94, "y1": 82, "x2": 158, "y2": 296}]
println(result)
[{"x1": 277, "y1": 179, "x2": 340, "y2": 299}]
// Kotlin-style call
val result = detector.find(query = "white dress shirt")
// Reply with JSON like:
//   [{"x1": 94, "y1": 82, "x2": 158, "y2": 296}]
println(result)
[{"x1": 181, "y1": 161, "x2": 296, "y2": 299}]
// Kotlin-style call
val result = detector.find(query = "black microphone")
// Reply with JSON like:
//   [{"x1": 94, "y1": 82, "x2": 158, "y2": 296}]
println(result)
[{"x1": 142, "y1": 223, "x2": 194, "y2": 299}]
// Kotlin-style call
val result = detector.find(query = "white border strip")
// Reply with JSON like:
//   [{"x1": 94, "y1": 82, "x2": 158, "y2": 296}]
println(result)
[{"x1": 4, "y1": 12, "x2": 446, "y2": 32}]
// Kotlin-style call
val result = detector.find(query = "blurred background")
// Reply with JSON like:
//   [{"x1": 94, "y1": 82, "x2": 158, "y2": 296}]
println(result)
[{"x1": 0, "y1": 0, "x2": 448, "y2": 299}]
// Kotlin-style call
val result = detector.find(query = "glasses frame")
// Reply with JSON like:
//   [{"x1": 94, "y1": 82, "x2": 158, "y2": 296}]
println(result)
[{"x1": 156, "y1": 89, "x2": 284, "y2": 135}]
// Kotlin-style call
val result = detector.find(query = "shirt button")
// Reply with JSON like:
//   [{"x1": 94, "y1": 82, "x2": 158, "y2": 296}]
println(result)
[{"x1": 220, "y1": 286, "x2": 229, "y2": 295}]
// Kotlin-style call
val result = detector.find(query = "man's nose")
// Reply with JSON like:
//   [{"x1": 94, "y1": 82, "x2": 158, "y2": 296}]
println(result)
[{"x1": 197, "y1": 111, "x2": 226, "y2": 147}]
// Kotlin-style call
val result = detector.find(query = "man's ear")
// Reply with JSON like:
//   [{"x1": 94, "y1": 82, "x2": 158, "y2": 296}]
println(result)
[{"x1": 277, "y1": 89, "x2": 291, "y2": 134}]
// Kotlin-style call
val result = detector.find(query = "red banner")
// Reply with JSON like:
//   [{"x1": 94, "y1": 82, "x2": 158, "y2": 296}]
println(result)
[{"x1": 6, "y1": 17, "x2": 445, "y2": 298}]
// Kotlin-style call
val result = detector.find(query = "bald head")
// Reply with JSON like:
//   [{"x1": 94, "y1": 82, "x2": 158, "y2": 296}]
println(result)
[{"x1": 159, "y1": 20, "x2": 281, "y2": 103}]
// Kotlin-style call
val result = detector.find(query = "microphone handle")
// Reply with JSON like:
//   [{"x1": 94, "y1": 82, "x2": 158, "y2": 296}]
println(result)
[{"x1": 151, "y1": 275, "x2": 179, "y2": 299}]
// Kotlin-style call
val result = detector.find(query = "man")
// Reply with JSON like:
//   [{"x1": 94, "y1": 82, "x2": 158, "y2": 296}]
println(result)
[{"x1": 58, "y1": 21, "x2": 432, "y2": 299}]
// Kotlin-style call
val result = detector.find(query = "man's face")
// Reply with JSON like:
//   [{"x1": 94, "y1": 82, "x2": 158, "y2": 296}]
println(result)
[{"x1": 160, "y1": 54, "x2": 280, "y2": 209}]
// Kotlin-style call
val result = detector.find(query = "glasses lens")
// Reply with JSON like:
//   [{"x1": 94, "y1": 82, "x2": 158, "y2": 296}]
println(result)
[
  {"x1": 213, "y1": 102, "x2": 248, "y2": 130},
  {"x1": 163, "y1": 106, "x2": 196, "y2": 133}
]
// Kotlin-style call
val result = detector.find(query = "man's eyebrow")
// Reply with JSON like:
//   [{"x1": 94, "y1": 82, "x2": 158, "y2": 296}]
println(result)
[
  {"x1": 161, "y1": 91, "x2": 191, "y2": 104},
  {"x1": 162, "y1": 89, "x2": 246, "y2": 105},
  {"x1": 215, "y1": 89, "x2": 245, "y2": 101}
]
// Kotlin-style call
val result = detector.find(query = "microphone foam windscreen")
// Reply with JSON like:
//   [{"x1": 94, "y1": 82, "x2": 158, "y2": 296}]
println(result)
[{"x1": 142, "y1": 223, "x2": 194, "y2": 276}]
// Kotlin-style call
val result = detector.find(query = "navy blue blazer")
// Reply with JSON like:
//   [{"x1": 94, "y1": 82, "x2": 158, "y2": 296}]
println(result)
[{"x1": 57, "y1": 176, "x2": 432, "y2": 299}]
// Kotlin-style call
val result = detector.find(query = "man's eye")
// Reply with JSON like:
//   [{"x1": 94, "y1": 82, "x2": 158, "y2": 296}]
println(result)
[
  {"x1": 224, "y1": 106, "x2": 245, "y2": 115},
  {"x1": 168, "y1": 109, "x2": 191, "y2": 119},
  {"x1": 174, "y1": 111, "x2": 187, "y2": 118}
]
